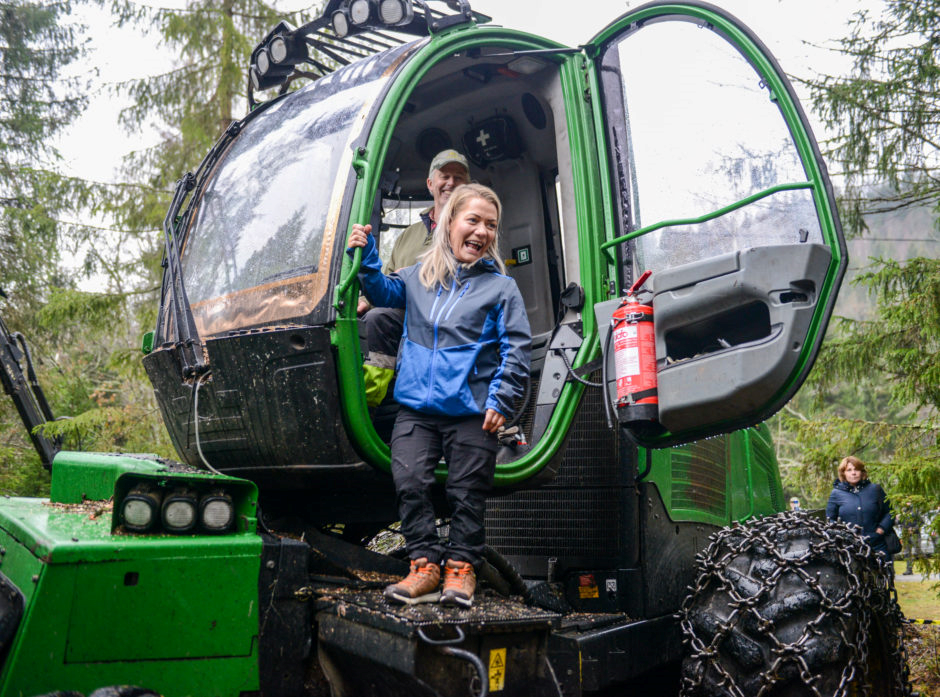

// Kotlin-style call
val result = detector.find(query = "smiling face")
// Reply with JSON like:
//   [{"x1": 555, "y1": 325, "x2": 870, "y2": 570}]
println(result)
[
  {"x1": 448, "y1": 196, "x2": 498, "y2": 264},
  {"x1": 844, "y1": 463, "x2": 863, "y2": 485},
  {"x1": 427, "y1": 162, "x2": 470, "y2": 214}
]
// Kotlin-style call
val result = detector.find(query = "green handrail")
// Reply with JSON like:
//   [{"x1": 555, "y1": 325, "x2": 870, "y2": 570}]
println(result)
[
  {"x1": 335, "y1": 247, "x2": 362, "y2": 307},
  {"x1": 599, "y1": 181, "x2": 815, "y2": 264},
  {"x1": 334, "y1": 153, "x2": 372, "y2": 307}
]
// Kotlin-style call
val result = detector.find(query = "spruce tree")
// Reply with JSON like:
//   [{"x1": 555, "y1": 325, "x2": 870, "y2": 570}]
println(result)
[
  {"x1": 782, "y1": 0, "x2": 939, "y2": 574},
  {"x1": 0, "y1": 1, "x2": 95, "y2": 493},
  {"x1": 28, "y1": 1, "x2": 324, "y2": 468}
]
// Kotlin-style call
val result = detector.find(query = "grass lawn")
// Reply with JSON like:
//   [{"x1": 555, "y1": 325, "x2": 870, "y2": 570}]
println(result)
[
  {"x1": 894, "y1": 561, "x2": 940, "y2": 622},
  {"x1": 892, "y1": 563, "x2": 940, "y2": 696}
]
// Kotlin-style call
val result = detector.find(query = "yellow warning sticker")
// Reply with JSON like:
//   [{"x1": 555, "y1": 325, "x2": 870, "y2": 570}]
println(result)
[
  {"x1": 489, "y1": 648, "x2": 506, "y2": 691},
  {"x1": 578, "y1": 574, "x2": 599, "y2": 598},
  {"x1": 578, "y1": 584, "x2": 599, "y2": 599}
]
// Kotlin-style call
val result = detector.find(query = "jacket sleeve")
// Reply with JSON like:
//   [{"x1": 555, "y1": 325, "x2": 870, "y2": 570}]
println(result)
[
  {"x1": 825, "y1": 489, "x2": 840, "y2": 521},
  {"x1": 878, "y1": 486, "x2": 894, "y2": 532},
  {"x1": 347, "y1": 233, "x2": 405, "y2": 308},
  {"x1": 484, "y1": 281, "x2": 531, "y2": 419}
]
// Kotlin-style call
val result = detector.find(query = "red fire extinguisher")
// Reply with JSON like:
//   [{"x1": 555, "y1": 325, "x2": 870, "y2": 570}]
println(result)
[{"x1": 611, "y1": 270, "x2": 658, "y2": 424}]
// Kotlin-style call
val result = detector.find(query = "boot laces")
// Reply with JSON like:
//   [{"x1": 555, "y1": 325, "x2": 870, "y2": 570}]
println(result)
[
  {"x1": 400, "y1": 560, "x2": 437, "y2": 590},
  {"x1": 444, "y1": 562, "x2": 473, "y2": 591}
]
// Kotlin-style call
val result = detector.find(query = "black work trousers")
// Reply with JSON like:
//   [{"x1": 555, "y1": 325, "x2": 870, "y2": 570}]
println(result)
[{"x1": 390, "y1": 407, "x2": 498, "y2": 567}]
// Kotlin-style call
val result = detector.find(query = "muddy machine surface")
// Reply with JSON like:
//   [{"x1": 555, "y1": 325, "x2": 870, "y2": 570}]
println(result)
[{"x1": 2, "y1": 2, "x2": 910, "y2": 696}]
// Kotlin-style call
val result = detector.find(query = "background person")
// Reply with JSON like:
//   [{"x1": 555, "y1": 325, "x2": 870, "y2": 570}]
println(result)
[
  {"x1": 826, "y1": 455, "x2": 895, "y2": 557},
  {"x1": 897, "y1": 502, "x2": 921, "y2": 575},
  {"x1": 358, "y1": 149, "x2": 471, "y2": 407},
  {"x1": 347, "y1": 183, "x2": 531, "y2": 608}
]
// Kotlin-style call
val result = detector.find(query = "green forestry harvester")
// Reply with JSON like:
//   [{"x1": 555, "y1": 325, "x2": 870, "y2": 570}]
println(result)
[{"x1": 0, "y1": 2, "x2": 914, "y2": 696}]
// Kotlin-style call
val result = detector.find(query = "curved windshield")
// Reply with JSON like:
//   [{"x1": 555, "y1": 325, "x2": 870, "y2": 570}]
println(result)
[{"x1": 177, "y1": 42, "x2": 419, "y2": 337}]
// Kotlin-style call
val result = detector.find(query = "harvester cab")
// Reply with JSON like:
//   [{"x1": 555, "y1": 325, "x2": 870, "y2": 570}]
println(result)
[
  {"x1": 3, "y1": 4, "x2": 907, "y2": 697},
  {"x1": 143, "y1": 0, "x2": 845, "y2": 525}
]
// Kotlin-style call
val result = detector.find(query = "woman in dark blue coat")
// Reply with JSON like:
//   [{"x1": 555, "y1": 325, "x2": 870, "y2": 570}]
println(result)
[{"x1": 826, "y1": 455, "x2": 894, "y2": 555}]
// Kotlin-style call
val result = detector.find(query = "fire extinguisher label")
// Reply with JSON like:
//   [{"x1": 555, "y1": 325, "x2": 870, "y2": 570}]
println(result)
[{"x1": 618, "y1": 347, "x2": 640, "y2": 377}]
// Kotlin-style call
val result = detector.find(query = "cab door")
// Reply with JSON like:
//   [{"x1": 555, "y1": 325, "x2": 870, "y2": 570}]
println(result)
[{"x1": 587, "y1": 3, "x2": 846, "y2": 447}]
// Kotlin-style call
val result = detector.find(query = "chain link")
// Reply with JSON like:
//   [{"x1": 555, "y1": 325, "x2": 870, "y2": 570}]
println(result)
[{"x1": 678, "y1": 511, "x2": 914, "y2": 697}]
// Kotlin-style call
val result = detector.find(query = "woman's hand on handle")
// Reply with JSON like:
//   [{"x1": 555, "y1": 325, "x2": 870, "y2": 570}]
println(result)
[
  {"x1": 348, "y1": 223, "x2": 372, "y2": 248},
  {"x1": 483, "y1": 409, "x2": 505, "y2": 433}
]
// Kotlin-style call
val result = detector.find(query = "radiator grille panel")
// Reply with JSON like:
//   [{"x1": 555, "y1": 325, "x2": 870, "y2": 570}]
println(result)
[
  {"x1": 487, "y1": 375, "x2": 627, "y2": 565},
  {"x1": 753, "y1": 432, "x2": 781, "y2": 511},
  {"x1": 671, "y1": 438, "x2": 728, "y2": 517},
  {"x1": 487, "y1": 489, "x2": 623, "y2": 557}
]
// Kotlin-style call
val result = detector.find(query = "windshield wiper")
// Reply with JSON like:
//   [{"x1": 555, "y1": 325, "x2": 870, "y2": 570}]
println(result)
[{"x1": 161, "y1": 171, "x2": 206, "y2": 378}]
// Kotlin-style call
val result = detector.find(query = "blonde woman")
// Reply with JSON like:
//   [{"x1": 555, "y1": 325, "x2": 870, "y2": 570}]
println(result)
[
  {"x1": 347, "y1": 183, "x2": 531, "y2": 607},
  {"x1": 826, "y1": 456, "x2": 895, "y2": 556}
]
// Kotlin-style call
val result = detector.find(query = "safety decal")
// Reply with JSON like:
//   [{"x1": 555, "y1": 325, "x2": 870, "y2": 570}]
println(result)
[
  {"x1": 489, "y1": 647, "x2": 506, "y2": 691},
  {"x1": 578, "y1": 574, "x2": 599, "y2": 599}
]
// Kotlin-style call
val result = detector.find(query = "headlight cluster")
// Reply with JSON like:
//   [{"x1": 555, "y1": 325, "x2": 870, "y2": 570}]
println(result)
[
  {"x1": 121, "y1": 482, "x2": 235, "y2": 535},
  {"x1": 331, "y1": 0, "x2": 414, "y2": 38},
  {"x1": 250, "y1": 21, "x2": 308, "y2": 92}
]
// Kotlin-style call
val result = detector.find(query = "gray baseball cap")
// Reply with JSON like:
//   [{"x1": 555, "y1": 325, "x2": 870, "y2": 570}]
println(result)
[{"x1": 429, "y1": 149, "x2": 470, "y2": 178}]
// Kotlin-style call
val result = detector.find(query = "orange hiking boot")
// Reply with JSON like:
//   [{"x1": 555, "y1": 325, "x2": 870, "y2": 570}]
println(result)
[
  {"x1": 440, "y1": 559, "x2": 476, "y2": 608},
  {"x1": 384, "y1": 557, "x2": 441, "y2": 605}
]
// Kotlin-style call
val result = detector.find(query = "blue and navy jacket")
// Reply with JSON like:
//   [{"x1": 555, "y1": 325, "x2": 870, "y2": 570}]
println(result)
[
  {"x1": 350, "y1": 234, "x2": 531, "y2": 419},
  {"x1": 826, "y1": 479, "x2": 894, "y2": 551}
]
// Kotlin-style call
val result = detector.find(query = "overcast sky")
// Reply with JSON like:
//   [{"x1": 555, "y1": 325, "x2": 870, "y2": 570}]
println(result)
[{"x1": 59, "y1": 0, "x2": 866, "y2": 185}]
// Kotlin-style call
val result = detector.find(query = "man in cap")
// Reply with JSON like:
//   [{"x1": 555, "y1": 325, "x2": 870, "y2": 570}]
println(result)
[{"x1": 359, "y1": 149, "x2": 471, "y2": 407}]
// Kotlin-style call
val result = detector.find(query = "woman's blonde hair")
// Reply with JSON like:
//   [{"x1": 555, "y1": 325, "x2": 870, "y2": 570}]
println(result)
[
  {"x1": 418, "y1": 183, "x2": 506, "y2": 290},
  {"x1": 838, "y1": 455, "x2": 868, "y2": 481}
]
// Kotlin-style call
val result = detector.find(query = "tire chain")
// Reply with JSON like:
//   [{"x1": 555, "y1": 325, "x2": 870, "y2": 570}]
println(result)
[{"x1": 678, "y1": 511, "x2": 915, "y2": 697}]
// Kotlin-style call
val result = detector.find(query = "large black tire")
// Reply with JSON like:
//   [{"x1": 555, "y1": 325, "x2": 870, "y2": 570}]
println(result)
[{"x1": 679, "y1": 511, "x2": 913, "y2": 697}]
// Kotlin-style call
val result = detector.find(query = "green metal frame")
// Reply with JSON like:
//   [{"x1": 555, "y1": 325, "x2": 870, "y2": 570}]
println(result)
[{"x1": 331, "y1": 25, "x2": 610, "y2": 486}]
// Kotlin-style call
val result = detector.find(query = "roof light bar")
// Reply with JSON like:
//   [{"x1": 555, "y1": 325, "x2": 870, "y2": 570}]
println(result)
[
  {"x1": 349, "y1": 0, "x2": 371, "y2": 25},
  {"x1": 379, "y1": 0, "x2": 414, "y2": 26},
  {"x1": 248, "y1": 1, "x2": 485, "y2": 101}
]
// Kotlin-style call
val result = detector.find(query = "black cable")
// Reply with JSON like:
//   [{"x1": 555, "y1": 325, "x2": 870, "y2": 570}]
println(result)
[
  {"x1": 636, "y1": 448, "x2": 652, "y2": 482},
  {"x1": 256, "y1": 502, "x2": 273, "y2": 534},
  {"x1": 601, "y1": 321, "x2": 615, "y2": 431},
  {"x1": 481, "y1": 545, "x2": 529, "y2": 599},
  {"x1": 503, "y1": 374, "x2": 531, "y2": 430},
  {"x1": 558, "y1": 346, "x2": 603, "y2": 388}
]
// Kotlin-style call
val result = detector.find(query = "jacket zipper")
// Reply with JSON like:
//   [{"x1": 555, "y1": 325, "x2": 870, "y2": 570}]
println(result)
[
  {"x1": 425, "y1": 282, "x2": 455, "y2": 408},
  {"x1": 443, "y1": 281, "x2": 471, "y2": 322},
  {"x1": 424, "y1": 277, "x2": 472, "y2": 409}
]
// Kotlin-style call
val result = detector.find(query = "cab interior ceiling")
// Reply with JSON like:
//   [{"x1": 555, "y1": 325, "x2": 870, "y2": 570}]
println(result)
[{"x1": 384, "y1": 49, "x2": 562, "y2": 196}]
